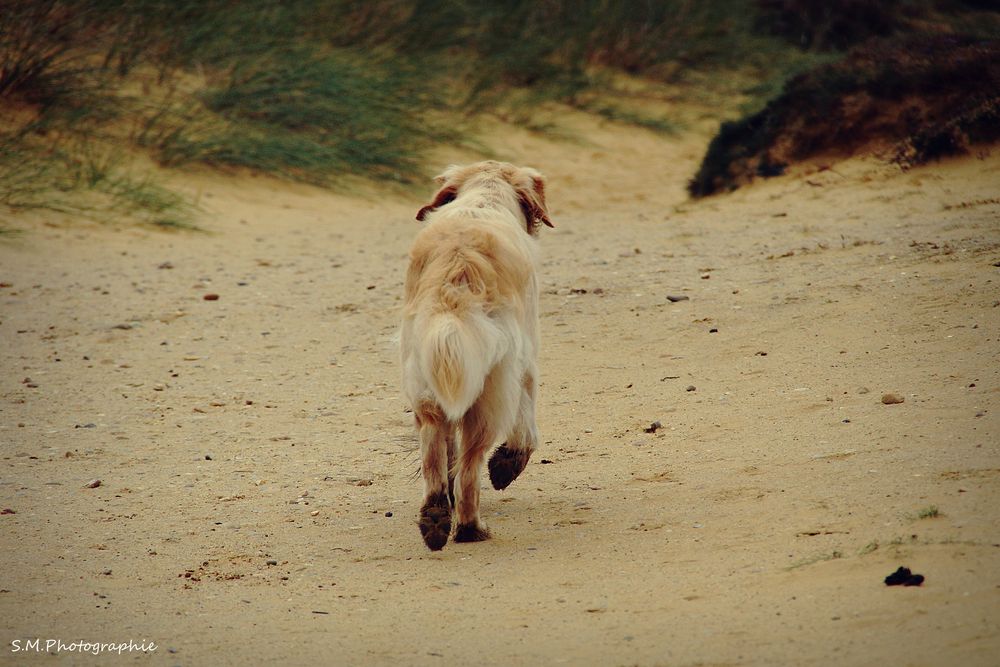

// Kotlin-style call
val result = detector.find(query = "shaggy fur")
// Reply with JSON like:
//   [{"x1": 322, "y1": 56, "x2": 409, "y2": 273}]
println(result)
[{"x1": 401, "y1": 161, "x2": 553, "y2": 551}]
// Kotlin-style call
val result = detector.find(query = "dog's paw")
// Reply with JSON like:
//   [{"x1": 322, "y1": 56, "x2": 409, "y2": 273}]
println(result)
[
  {"x1": 419, "y1": 492, "x2": 452, "y2": 551},
  {"x1": 453, "y1": 522, "x2": 491, "y2": 543},
  {"x1": 488, "y1": 443, "x2": 531, "y2": 490}
]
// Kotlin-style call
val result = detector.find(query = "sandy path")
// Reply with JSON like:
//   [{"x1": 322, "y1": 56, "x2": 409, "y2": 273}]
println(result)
[{"x1": 2, "y1": 115, "x2": 999, "y2": 666}]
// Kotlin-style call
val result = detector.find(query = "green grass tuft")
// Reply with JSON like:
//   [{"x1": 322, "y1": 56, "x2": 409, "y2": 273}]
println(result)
[
  {"x1": 917, "y1": 505, "x2": 941, "y2": 519},
  {"x1": 0, "y1": 129, "x2": 196, "y2": 228},
  {"x1": 146, "y1": 49, "x2": 445, "y2": 184}
]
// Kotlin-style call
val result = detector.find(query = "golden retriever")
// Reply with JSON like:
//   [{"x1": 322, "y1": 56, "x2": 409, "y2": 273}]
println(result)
[{"x1": 401, "y1": 161, "x2": 553, "y2": 550}]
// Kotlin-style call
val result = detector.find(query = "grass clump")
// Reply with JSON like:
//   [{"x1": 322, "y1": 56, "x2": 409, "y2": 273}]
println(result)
[
  {"x1": 917, "y1": 505, "x2": 941, "y2": 519},
  {"x1": 147, "y1": 49, "x2": 443, "y2": 184},
  {"x1": 0, "y1": 0, "x2": 196, "y2": 225},
  {"x1": 0, "y1": 129, "x2": 197, "y2": 228}
]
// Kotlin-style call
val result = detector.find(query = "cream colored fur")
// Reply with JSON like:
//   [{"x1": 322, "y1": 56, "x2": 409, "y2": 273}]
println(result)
[{"x1": 401, "y1": 160, "x2": 552, "y2": 550}]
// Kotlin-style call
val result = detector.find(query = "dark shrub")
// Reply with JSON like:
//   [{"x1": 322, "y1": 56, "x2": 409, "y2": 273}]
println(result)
[{"x1": 689, "y1": 34, "x2": 1000, "y2": 196}]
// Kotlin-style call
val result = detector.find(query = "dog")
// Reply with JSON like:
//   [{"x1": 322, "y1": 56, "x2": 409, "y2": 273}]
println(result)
[{"x1": 401, "y1": 161, "x2": 553, "y2": 551}]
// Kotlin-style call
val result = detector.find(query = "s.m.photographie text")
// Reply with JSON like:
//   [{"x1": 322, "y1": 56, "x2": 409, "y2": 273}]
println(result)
[{"x1": 10, "y1": 638, "x2": 157, "y2": 656}]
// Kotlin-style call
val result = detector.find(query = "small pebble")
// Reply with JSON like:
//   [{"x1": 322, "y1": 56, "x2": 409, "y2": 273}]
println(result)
[
  {"x1": 204, "y1": 454, "x2": 213, "y2": 461},
  {"x1": 881, "y1": 393, "x2": 905, "y2": 405},
  {"x1": 385, "y1": 511, "x2": 393, "y2": 518},
  {"x1": 686, "y1": 385, "x2": 696, "y2": 392},
  {"x1": 85, "y1": 479, "x2": 102, "y2": 489},
  {"x1": 310, "y1": 510, "x2": 320, "y2": 517},
  {"x1": 666, "y1": 295, "x2": 689, "y2": 302},
  {"x1": 266, "y1": 559, "x2": 277, "y2": 566},
  {"x1": 203, "y1": 293, "x2": 220, "y2": 301}
]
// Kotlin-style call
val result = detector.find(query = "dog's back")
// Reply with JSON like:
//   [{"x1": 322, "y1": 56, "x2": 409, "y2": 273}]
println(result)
[{"x1": 402, "y1": 215, "x2": 536, "y2": 425}]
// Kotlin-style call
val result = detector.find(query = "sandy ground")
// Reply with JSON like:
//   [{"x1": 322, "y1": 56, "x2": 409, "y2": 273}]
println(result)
[{"x1": 1, "y1": 112, "x2": 999, "y2": 666}]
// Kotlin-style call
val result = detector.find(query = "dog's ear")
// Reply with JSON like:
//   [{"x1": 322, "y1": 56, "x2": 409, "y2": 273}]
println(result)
[
  {"x1": 416, "y1": 165, "x2": 464, "y2": 221},
  {"x1": 516, "y1": 170, "x2": 554, "y2": 234},
  {"x1": 416, "y1": 185, "x2": 457, "y2": 222}
]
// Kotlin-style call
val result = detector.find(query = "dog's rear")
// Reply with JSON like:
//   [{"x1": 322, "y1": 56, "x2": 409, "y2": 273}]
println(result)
[
  {"x1": 406, "y1": 221, "x2": 524, "y2": 422},
  {"x1": 401, "y1": 161, "x2": 552, "y2": 550}
]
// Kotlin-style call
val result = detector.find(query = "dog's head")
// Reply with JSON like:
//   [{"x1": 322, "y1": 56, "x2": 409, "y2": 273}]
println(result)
[{"x1": 415, "y1": 161, "x2": 554, "y2": 235}]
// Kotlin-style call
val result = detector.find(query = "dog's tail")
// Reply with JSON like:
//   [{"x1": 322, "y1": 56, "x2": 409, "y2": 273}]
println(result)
[
  {"x1": 420, "y1": 311, "x2": 506, "y2": 421},
  {"x1": 417, "y1": 256, "x2": 510, "y2": 422}
]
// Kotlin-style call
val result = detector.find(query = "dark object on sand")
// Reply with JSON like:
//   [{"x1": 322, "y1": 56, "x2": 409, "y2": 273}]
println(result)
[{"x1": 885, "y1": 566, "x2": 924, "y2": 586}]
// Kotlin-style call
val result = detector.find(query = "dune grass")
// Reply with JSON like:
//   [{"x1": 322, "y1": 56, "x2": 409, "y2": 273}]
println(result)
[
  {"x1": 6, "y1": 0, "x2": 993, "y2": 225},
  {"x1": 0, "y1": 129, "x2": 197, "y2": 228},
  {"x1": 917, "y1": 505, "x2": 941, "y2": 519},
  {"x1": 0, "y1": 1, "x2": 818, "y2": 191},
  {"x1": 145, "y1": 48, "x2": 447, "y2": 185}
]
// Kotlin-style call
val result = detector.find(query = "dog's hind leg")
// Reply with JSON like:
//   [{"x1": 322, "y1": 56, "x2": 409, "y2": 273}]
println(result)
[
  {"x1": 415, "y1": 402, "x2": 453, "y2": 551},
  {"x1": 446, "y1": 428, "x2": 457, "y2": 508},
  {"x1": 453, "y1": 400, "x2": 495, "y2": 542},
  {"x1": 488, "y1": 371, "x2": 538, "y2": 491}
]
